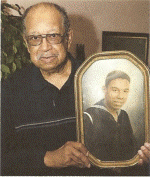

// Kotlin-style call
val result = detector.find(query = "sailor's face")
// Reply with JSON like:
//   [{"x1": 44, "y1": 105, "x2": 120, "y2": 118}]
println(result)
[{"x1": 104, "y1": 78, "x2": 130, "y2": 111}]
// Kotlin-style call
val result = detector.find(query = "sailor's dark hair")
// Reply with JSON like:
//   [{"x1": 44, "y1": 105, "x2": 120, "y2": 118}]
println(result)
[{"x1": 105, "y1": 70, "x2": 130, "y2": 87}]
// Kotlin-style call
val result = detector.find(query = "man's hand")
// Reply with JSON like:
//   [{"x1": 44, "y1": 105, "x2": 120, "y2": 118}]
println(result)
[
  {"x1": 138, "y1": 143, "x2": 150, "y2": 165},
  {"x1": 44, "y1": 141, "x2": 91, "y2": 168}
]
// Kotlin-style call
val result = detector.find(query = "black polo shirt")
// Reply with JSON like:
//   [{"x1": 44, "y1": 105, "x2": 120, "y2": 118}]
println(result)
[{"x1": 1, "y1": 53, "x2": 81, "y2": 175}]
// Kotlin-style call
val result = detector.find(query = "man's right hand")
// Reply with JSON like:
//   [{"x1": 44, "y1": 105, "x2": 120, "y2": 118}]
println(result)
[{"x1": 44, "y1": 141, "x2": 91, "y2": 168}]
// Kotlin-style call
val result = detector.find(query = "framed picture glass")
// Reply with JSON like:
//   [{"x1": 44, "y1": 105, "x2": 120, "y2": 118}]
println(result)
[
  {"x1": 102, "y1": 31, "x2": 149, "y2": 66},
  {"x1": 74, "y1": 51, "x2": 149, "y2": 168}
]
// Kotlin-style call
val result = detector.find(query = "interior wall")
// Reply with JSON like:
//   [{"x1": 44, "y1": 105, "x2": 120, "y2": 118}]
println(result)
[{"x1": 7, "y1": 0, "x2": 150, "y2": 66}]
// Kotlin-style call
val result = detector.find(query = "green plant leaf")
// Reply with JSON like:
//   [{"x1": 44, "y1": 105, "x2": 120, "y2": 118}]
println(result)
[
  {"x1": 1, "y1": 2, "x2": 29, "y2": 80},
  {"x1": 15, "y1": 58, "x2": 22, "y2": 69},
  {"x1": 12, "y1": 62, "x2": 17, "y2": 72},
  {"x1": 6, "y1": 55, "x2": 14, "y2": 64},
  {"x1": 1, "y1": 64, "x2": 10, "y2": 74},
  {"x1": 2, "y1": 50, "x2": 8, "y2": 63},
  {"x1": 13, "y1": 45, "x2": 17, "y2": 54},
  {"x1": 2, "y1": 51, "x2": 7, "y2": 57},
  {"x1": 23, "y1": 42, "x2": 28, "y2": 48}
]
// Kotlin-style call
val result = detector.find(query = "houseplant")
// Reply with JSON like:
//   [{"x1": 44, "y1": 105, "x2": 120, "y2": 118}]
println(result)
[{"x1": 1, "y1": 2, "x2": 31, "y2": 81}]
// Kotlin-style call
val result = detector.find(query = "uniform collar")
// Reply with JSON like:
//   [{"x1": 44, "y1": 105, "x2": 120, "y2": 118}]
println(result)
[{"x1": 95, "y1": 99, "x2": 121, "y2": 116}]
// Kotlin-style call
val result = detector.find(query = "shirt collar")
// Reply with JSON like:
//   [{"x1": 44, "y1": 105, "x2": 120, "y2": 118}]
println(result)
[
  {"x1": 32, "y1": 65, "x2": 48, "y2": 91},
  {"x1": 31, "y1": 52, "x2": 77, "y2": 91}
]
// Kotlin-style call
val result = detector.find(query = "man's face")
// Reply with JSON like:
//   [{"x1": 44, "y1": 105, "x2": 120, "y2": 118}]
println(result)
[
  {"x1": 24, "y1": 6, "x2": 72, "y2": 72},
  {"x1": 104, "y1": 78, "x2": 130, "y2": 111}
]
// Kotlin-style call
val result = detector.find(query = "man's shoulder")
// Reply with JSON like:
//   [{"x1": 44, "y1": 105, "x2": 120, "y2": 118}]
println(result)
[
  {"x1": 2, "y1": 64, "x2": 34, "y2": 88},
  {"x1": 120, "y1": 109, "x2": 129, "y2": 116},
  {"x1": 85, "y1": 106, "x2": 107, "y2": 114},
  {"x1": 84, "y1": 105, "x2": 107, "y2": 119},
  {"x1": 68, "y1": 52, "x2": 82, "y2": 70},
  {"x1": 120, "y1": 109, "x2": 129, "y2": 119},
  {"x1": 85, "y1": 100, "x2": 105, "y2": 112}
]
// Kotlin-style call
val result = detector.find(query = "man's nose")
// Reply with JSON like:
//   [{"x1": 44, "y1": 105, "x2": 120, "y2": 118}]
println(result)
[
  {"x1": 118, "y1": 91, "x2": 124, "y2": 99},
  {"x1": 40, "y1": 38, "x2": 52, "y2": 51}
]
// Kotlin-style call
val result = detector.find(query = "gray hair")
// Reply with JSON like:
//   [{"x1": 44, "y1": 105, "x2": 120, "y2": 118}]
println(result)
[
  {"x1": 22, "y1": 2, "x2": 70, "y2": 35},
  {"x1": 105, "y1": 70, "x2": 130, "y2": 87}
]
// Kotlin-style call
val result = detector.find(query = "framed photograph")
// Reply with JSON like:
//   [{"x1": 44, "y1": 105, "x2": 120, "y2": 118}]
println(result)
[
  {"x1": 74, "y1": 51, "x2": 149, "y2": 168},
  {"x1": 102, "y1": 31, "x2": 149, "y2": 66}
]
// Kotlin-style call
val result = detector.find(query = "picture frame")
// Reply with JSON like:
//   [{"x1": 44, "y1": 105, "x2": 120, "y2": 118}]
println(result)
[
  {"x1": 102, "y1": 31, "x2": 149, "y2": 66},
  {"x1": 74, "y1": 51, "x2": 149, "y2": 168}
]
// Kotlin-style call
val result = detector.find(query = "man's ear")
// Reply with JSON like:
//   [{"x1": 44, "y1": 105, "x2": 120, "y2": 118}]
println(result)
[
  {"x1": 67, "y1": 28, "x2": 73, "y2": 49},
  {"x1": 23, "y1": 34, "x2": 30, "y2": 53}
]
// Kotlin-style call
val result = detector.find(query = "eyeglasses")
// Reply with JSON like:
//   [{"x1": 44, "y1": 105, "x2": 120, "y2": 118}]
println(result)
[{"x1": 26, "y1": 33, "x2": 66, "y2": 46}]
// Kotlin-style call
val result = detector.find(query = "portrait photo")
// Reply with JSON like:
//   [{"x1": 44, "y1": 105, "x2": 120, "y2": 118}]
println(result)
[{"x1": 75, "y1": 51, "x2": 149, "y2": 167}]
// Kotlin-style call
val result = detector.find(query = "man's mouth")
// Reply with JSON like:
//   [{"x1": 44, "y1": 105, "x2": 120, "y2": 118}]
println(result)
[
  {"x1": 37, "y1": 53, "x2": 58, "y2": 60},
  {"x1": 41, "y1": 56, "x2": 55, "y2": 59},
  {"x1": 37, "y1": 53, "x2": 58, "y2": 61},
  {"x1": 39, "y1": 55, "x2": 57, "y2": 63},
  {"x1": 114, "y1": 101, "x2": 124, "y2": 105}
]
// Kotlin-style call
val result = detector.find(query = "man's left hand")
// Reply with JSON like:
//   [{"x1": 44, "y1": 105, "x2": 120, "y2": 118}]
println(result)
[{"x1": 138, "y1": 143, "x2": 150, "y2": 165}]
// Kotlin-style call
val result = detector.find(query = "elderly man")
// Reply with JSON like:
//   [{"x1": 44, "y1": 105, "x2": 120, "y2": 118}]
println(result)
[{"x1": 1, "y1": 2, "x2": 150, "y2": 176}]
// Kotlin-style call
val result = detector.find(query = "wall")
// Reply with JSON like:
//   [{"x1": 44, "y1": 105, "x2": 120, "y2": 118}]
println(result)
[{"x1": 7, "y1": 0, "x2": 149, "y2": 66}]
